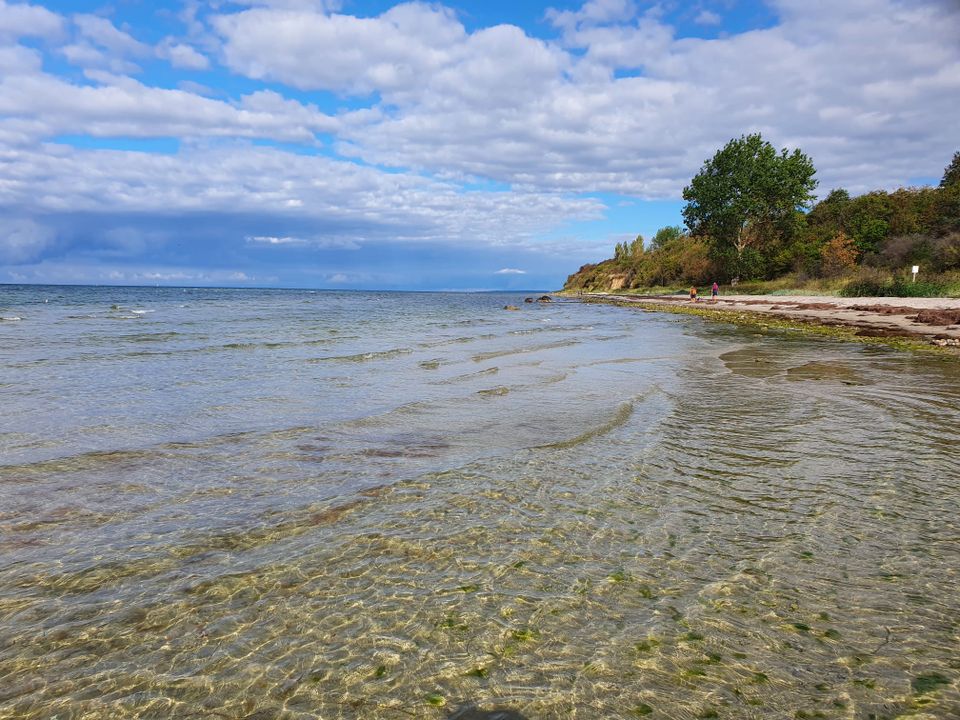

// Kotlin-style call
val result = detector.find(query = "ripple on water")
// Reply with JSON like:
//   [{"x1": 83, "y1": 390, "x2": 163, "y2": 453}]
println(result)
[{"x1": 2, "y1": 291, "x2": 960, "y2": 718}]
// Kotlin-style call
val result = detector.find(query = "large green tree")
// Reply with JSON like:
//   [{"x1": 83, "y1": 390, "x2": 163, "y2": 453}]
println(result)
[{"x1": 682, "y1": 133, "x2": 817, "y2": 279}]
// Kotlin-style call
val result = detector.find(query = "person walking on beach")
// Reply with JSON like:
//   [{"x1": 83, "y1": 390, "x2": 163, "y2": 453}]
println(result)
[
  {"x1": 711, "y1": 281, "x2": 719, "y2": 301},
  {"x1": 689, "y1": 286, "x2": 698, "y2": 301}
]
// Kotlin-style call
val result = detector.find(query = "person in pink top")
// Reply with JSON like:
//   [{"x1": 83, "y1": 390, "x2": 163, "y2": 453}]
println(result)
[{"x1": 711, "y1": 281, "x2": 719, "y2": 301}]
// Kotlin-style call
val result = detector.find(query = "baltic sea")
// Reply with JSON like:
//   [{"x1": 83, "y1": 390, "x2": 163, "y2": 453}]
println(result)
[{"x1": 2, "y1": 285, "x2": 959, "y2": 718}]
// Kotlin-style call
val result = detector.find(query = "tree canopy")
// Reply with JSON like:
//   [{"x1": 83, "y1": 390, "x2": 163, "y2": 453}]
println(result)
[
  {"x1": 942, "y1": 151, "x2": 960, "y2": 188},
  {"x1": 682, "y1": 133, "x2": 818, "y2": 278}
]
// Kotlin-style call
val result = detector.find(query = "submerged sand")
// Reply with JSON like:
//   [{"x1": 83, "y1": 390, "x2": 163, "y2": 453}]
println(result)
[{"x1": 593, "y1": 293, "x2": 960, "y2": 346}]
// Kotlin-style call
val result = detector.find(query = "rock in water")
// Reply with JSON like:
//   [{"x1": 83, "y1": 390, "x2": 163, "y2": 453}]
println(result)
[
  {"x1": 538, "y1": 295, "x2": 552, "y2": 303},
  {"x1": 503, "y1": 305, "x2": 520, "y2": 311}
]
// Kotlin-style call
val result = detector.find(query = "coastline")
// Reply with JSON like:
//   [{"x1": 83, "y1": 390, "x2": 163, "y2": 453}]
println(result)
[{"x1": 573, "y1": 292, "x2": 960, "y2": 354}]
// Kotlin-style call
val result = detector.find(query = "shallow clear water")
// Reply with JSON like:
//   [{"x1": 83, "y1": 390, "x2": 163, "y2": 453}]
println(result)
[{"x1": 1, "y1": 286, "x2": 959, "y2": 719}]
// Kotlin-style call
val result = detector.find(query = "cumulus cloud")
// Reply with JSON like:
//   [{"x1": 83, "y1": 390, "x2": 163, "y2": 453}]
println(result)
[
  {"x1": 0, "y1": 65, "x2": 338, "y2": 143},
  {"x1": 0, "y1": 142, "x2": 603, "y2": 258},
  {"x1": 74, "y1": 14, "x2": 150, "y2": 57},
  {"x1": 0, "y1": 0, "x2": 63, "y2": 41},
  {"x1": 1, "y1": 0, "x2": 959, "y2": 288},
  {"x1": 694, "y1": 10, "x2": 722, "y2": 26},
  {"x1": 0, "y1": 218, "x2": 56, "y2": 264},
  {"x1": 211, "y1": 0, "x2": 960, "y2": 196},
  {"x1": 156, "y1": 39, "x2": 210, "y2": 70}
]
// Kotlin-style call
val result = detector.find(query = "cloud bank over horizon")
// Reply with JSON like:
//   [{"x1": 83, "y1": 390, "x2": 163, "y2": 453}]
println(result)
[{"x1": 1, "y1": 0, "x2": 958, "y2": 289}]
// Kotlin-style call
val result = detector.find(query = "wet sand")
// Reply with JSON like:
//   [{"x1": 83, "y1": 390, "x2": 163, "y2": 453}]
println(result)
[{"x1": 593, "y1": 293, "x2": 960, "y2": 347}]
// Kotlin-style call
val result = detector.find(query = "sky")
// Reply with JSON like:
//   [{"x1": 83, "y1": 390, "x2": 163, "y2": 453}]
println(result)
[{"x1": 0, "y1": 0, "x2": 958, "y2": 290}]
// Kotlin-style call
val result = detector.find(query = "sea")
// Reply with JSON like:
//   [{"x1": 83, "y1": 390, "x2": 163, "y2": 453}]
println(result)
[{"x1": 1, "y1": 285, "x2": 959, "y2": 719}]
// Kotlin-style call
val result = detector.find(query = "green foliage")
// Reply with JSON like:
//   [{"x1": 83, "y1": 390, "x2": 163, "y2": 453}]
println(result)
[
  {"x1": 564, "y1": 150, "x2": 960, "y2": 295},
  {"x1": 941, "y1": 151, "x2": 960, "y2": 188},
  {"x1": 682, "y1": 133, "x2": 817, "y2": 278},
  {"x1": 839, "y1": 276, "x2": 946, "y2": 298},
  {"x1": 650, "y1": 225, "x2": 683, "y2": 249}
]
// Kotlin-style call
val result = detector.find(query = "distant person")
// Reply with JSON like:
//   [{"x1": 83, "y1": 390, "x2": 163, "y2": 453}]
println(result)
[
  {"x1": 711, "y1": 281, "x2": 719, "y2": 301},
  {"x1": 689, "y1": 286, "x2": 698, "y2": 301}
]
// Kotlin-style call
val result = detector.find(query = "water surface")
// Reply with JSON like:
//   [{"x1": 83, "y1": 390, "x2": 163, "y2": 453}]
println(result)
[{"x1": 2, "y1": 286, "x2": 959, "y2": 718}]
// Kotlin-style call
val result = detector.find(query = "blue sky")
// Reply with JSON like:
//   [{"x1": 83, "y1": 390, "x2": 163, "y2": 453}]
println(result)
[{"x1": 1, "y1": 0, "x2": 958, "y2": 289}]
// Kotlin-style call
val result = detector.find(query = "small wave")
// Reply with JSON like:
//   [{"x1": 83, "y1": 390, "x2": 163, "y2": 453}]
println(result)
[
  {"x1": 477, "y1": 386, "x2": 510, "y2": 397},
  {"x1": 535, "y1": 401, "x2": 635, "y2": 450},
  {"x1": 436, "y1": 366, "x2": 500, "y2": 384},
  {"x1": 472, "y1": 339, "x2": 581, "y2": 362},
  {"x1": 118, "y1": 332, "x2": 187, "y2": 343},
  {"x1": 419, "y1": 336, "x2": 479, "y2": 347},
  {"x1": 0, "y1": 316, "x2": 22, "y2": 322},
  {"x1": 309, "y1": 347, "x2": 414, "y2": 363}
]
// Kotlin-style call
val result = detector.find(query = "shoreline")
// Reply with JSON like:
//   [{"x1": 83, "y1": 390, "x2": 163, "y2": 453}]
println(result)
[{"x1": 574, "y1": 292, "x2": 960, "y2": 354}]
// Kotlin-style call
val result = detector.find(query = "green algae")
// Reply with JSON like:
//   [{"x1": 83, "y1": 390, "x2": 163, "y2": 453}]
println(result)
[
  {"x1": 911, "y1": 673, "x2": 950, "y2": 695},
  {"x1": 511, "y1": 628, "x2": 539, "y2": 643},
  {"x1": 425, "y1": 692, "x2": 446, "y2": 707},
  {"x1": 631, "y1": 702, "x2": 654, "y2": 715},
  {"x1": 586, "y1": 297, "x2": 960, "y2": 357}
]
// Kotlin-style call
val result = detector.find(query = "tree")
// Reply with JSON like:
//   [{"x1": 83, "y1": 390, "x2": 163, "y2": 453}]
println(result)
[
  {"x1": 820, "y1": 231, "x2": 857, "y2": 276},
  {"x1": 941, "y1": 151, "x2": 960, "y2": 188},
  {"x1": 650, "y1": 226, "x2": 683, "y2": 250},
  {"x1": 682, "y1": 133, "x2": 817, "y2": 279},
  {"x1": 613, "y1": 240, "x2": 628, "y2": 261}
]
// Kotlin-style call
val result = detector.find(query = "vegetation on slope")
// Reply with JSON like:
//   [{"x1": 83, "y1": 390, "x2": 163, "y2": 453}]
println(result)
[{"x1": 564, "y1": 140, "x2": 960, "y2": 297}]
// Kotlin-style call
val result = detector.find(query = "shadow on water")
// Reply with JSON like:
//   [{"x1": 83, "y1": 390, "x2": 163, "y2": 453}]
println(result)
[{"x1": 448, "y1": 704, "x2": 528, "y2": 720}]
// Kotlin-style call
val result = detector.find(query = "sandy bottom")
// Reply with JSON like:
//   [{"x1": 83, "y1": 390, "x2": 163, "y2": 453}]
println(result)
[{"x1": 599, "y1": 294, "x2": 960, "y2": 346}]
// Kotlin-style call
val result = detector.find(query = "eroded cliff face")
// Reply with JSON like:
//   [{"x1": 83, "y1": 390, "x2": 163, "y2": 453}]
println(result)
[{"x1": 563, "y1": 259, "x2": 631, "y2": 292}]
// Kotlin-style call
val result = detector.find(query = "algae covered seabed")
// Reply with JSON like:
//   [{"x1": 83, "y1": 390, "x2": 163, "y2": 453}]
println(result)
[{"x1": 1, "y1": 286, "x2": 959, "y2": 719}]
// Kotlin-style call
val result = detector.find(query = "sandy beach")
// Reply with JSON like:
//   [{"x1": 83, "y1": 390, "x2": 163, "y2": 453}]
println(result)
[{"x1": 592, "y1": 293, "x2": 960, "y2": 347}]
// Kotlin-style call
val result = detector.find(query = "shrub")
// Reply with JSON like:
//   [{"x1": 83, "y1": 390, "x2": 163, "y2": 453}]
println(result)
[{"x1": 840, "y1": 275, "x2": 945, "y2": 297}]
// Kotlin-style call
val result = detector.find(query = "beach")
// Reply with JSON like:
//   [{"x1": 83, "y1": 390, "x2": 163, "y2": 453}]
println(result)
[{"x1": 588, "y1": 293, "x2": 960, "y2": 348}]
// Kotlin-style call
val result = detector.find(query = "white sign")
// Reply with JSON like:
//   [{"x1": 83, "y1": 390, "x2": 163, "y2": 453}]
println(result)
[{"x1": 912, "y1": 265, "x2": 919, "y2": 274}]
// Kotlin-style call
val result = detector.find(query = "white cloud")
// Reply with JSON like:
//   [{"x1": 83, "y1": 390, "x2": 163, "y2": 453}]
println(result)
[
  {"x1": 694, "y1": 10, "x2": 722, "y2": 26},
  {"x1": 231, "y1": 0, "x2": 342, "y2": 9},
  {"x1": 0, "y1": 0, "x2": 957, "y2": 286},
  {"x1": 213, "y1": 4, "x2": 471, "y2": 95},
  {"x1": 0, "y1": 67, "x2": 338, "y2": 143},
  {"x1": 547, "y1": 0, "x2": 639, "y2": 32},
  {"x1": 210, "y1": 0, "x2": 960, "y2": 196},
  {"x1": 0, "y1": 142, "x2": 603, "y2": 253},
  {"x1": 246, "y1": 235, "x2": 310, "y2": 245},
  {"x1": 495, "y1": 268, "x2": 527, "y2": 274},
  {"x1": 74, "y1": 14, "x2": 150, "y2": 57},
  {"x1": 156, "y1": 39, "x2": 210, "y2": 70},
  {"x1": 0, "y1": 0, "x2": 63, "y2": 41},
  {"x1": 246, "y1": 235, "x2": 362, "y2": 249}
]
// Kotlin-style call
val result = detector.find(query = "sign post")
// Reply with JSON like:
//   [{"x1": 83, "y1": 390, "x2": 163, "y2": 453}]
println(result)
[{"x1": 912, "y1": 265, "x2": 919, "y2": 283}]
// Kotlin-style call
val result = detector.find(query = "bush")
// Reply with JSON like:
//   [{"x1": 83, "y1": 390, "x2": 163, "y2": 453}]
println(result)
[{"x1": 840, "y1": 276, "x2": 945, "y2": 297}]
